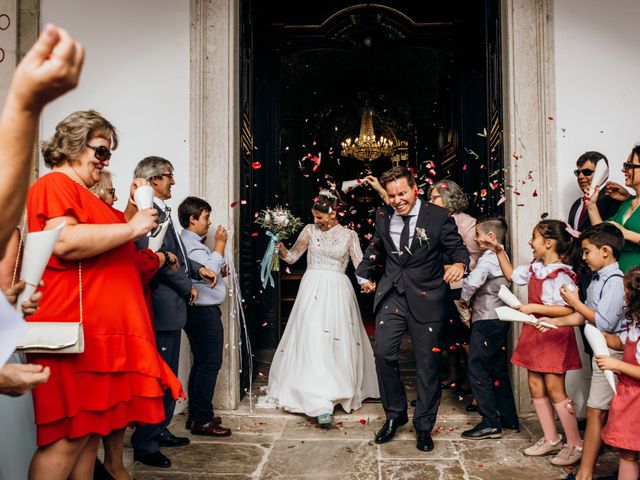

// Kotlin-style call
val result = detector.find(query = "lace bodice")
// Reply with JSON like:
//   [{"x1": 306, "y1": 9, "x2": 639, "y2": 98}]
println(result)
[{"x1": 282, "y1": 224, "x2": 363, "y2": 273}]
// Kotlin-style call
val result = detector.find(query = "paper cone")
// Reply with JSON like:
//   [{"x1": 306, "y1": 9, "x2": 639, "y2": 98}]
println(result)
[
  {"x1": 341, "y1": 179, "x2": 362, "y2": 193},
  {"x1": 495, "y1": 306, "x2": 558, "y2": 329},
  {"x1": 584, "y1": 323, "x2": 617, "y2": 394},
  {"x1": 134, "y1": 185, "x2": 155, "y2": 210},
  {"x1": 147, "y1": 219, "x2": 170, "y2": 251},
  {"x1": 16, "y1": 222, "x2": 65, "y2": 311},
  {"x1": 498, "y1": 285, "x2": 522, "y2": 308},
  {"x1": 587, "y1": 160, "x2": 609, "y2": 199}
]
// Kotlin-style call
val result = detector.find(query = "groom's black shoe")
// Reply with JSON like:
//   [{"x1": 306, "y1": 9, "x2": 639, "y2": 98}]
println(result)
[
  {"x1": 374, "y1": 413, "x2": 408, "y2": 444},
  {"x1": 416, "y1": 430, "x2": 434, "y2": 452}
]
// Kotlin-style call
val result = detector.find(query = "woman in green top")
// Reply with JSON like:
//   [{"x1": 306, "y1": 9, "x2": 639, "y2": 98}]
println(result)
[{"x1": 588, "y1": 144, "x2": 640, "y2": 272}]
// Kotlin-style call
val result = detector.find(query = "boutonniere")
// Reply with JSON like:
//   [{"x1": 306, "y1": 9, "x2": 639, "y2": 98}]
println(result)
[{"x1": 415, "y1": 227, "x2": 430, "y2": 247}]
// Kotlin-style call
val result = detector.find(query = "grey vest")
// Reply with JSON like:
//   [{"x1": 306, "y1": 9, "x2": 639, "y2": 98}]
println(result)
[{"x1": 470, "y1": 275, "x2": 510, "y2": 321}]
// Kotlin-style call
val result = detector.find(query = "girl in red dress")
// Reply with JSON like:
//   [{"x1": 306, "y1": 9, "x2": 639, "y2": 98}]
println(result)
[
  {"x1": 598, "y1": 266, "x2": 640, "y2": 480},
  {"x1": 26, "y1": 111, "x2": 183, "y2": 480},
  {"x1": 484, "y1": 220, "x2": 585, "y2": 466}
]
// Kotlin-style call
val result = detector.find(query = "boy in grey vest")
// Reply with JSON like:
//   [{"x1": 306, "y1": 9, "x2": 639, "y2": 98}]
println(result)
[{"x1": 459, "y1": 215, "x2": 519, "y2": 439}]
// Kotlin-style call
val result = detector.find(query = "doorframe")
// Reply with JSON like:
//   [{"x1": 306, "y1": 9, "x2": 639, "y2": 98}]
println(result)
[
  {"x1": 190, "y1": 0, "x2": 558, "y2": 411},
  {"x1": 501, "y1": 0, "x2": 558, "y2": 413}
]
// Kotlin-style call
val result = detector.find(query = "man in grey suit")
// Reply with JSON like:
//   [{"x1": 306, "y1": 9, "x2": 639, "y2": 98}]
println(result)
[{"x1": 129, "y1": 156, "x2": 214, "y2": 468}]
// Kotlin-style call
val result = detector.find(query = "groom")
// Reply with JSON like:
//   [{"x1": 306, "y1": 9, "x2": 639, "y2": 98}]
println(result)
[{"x1": 356, "y1": 166, "x2": 469, "y2": 452}]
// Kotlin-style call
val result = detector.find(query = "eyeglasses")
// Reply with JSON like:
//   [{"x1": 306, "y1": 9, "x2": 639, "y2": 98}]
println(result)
[
  {"x1": 106, "y1": 188, "x2": 116, "y2": 196},
  {"x1": 159, "y1": 173, "x2": 174, "y2": 180},
  {"x1": 573, "y1": 168, "x2": 594, "y2": 177},
  {"x1": 623, "y1": 162, "x2": 640, "y2": 170},
  {"x1": 87, "y1": 145, "x2": 111, "y2": 162}
]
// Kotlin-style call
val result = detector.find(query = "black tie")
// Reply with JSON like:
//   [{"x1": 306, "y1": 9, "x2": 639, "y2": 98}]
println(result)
[
  {"x1": 592, "y1": 272, "x2": 600, "y2": 282},
  {"x1": 399, "y1": 215, "x2": 412, "y2": 254}
]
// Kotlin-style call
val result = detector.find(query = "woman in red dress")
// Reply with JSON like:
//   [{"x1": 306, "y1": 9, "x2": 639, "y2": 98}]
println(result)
[{"x1": 26, "y1": 110, "x2": 183, "y2": 479}]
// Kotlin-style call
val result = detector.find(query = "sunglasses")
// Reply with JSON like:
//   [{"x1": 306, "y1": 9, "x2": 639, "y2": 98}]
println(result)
[
  {"x1": 623, "y1": 162, "x2": 640, "y2": 170},
  {"x1": 573, "y1": 168, "x2": 594, "y2": 177},
  {"x1": 106, "y1": 188, "x2": 116, "y2": 196},
  {"x1": 87, "y1": 145, "x2": 111, "y2": 162}
]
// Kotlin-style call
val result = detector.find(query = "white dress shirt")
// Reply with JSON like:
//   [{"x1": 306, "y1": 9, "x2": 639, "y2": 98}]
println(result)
[{"x1": 461, "y1": 248, "x2": 505, "y2": 303}]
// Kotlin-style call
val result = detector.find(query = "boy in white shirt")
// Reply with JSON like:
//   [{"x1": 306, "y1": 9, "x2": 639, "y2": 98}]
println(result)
[{"x1": 459, "y1": 215, "x2": 519, "y2": 439}]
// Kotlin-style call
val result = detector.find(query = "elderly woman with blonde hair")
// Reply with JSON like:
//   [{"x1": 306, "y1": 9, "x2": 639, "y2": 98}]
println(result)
[{"x1": 429, "y1": 179, "x2": 481, "y2": 397}]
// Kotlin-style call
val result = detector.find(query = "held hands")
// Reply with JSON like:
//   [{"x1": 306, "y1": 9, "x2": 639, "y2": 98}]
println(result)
[
  {"x1": 10, "y1": 24, "x2": 84, "y2": 113},
  {"x1": 129, "y1": 208, "x2": 159, "y2": 239},
  {"x1": 360, "y1": 280, "x2": 376, "y2": 294},
  {"x1": 3, "y1": 280, "x2": 44, "y2": 316},
  {"x1": 0, "y1": 363, "x2": 51, "y2": 397},
  {"x1": 559, "y1": 283, "x2": 580, "y2": 307},
  {"x1": 443, "y1": 262, "x2": 465, "y2": 284},
  {"x1": 595, "y1": 354, "x2": 621, "y2": 372}
]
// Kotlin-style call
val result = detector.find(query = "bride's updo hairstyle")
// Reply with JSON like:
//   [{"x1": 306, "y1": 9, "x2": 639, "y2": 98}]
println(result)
[{"x1": 313, "y1": 190, "x2": 338, "y2": 214}]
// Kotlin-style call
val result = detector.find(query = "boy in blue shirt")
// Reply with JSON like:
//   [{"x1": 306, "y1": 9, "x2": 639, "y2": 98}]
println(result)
[{"x1": 179, "y1": 196, "x2": 231, "y2": 437}]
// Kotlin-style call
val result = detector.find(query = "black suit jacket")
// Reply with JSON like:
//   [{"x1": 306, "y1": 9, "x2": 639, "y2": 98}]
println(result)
[
  {"x1": 355, "y1": 201, "x2": 470, "y2": 323},
  {"x1": 135, "y1": 203, "x2": 203, "y2": 332},
  {"x1": 568, "y1": 194, "x2": 621, "y2": 233}
]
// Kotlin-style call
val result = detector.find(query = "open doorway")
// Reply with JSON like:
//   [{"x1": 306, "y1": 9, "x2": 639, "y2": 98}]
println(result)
[{"x1": 238, "y1": 0, "x2": 505, "y2": 394}]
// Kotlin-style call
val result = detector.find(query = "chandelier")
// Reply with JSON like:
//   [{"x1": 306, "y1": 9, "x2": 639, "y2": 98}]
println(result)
[{"x1": 341, "y1": 107, "x2": 394, "y2": 161}]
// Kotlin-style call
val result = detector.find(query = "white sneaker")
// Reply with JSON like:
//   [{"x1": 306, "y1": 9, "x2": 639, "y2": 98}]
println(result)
[
  {"x1": 523, "y1": 435, "x2": 563, "y2": 456},
  {"x1": 550, "y1": 444, "x2": 583, "y2": 466}
]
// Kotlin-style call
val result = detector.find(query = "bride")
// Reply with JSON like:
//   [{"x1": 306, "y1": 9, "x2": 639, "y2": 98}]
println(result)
[{"x1": 263, "y1": 190, "x2": 379, "y2": 424}]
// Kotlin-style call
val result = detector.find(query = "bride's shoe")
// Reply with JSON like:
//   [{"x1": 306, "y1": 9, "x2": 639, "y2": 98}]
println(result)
[{"x1": 317, "y1": 413, "x2": 333, "y2": 425}]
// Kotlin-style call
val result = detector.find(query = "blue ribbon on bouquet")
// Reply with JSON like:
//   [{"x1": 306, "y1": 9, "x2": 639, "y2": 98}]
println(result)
[{"x1": 260, "y1": 230, "x2": 279, "y2": 289}]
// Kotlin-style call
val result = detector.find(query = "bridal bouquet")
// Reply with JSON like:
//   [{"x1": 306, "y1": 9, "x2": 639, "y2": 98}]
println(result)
[{"x1": 255, "y1": 206, "x2": 303, "y2": 288}]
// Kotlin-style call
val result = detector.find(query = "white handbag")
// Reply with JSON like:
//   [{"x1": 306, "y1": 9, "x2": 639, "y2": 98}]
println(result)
[{"x1": 13, "y1": 218, "x2": 85, "y2": 354}]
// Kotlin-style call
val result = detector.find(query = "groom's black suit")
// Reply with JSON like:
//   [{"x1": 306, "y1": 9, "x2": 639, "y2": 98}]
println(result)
[{"x1": 356, "y1": 200, "x2": 469, "y2": 431}]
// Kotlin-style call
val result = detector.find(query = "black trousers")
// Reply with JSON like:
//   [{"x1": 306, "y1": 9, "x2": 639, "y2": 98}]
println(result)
[
  {"x1": 184, "y1": 305, "x2": 224, "y2": 425},
  {"x1": 467, "y1": 320, "x2": 518, "y2": 428},
  {"x1": 374, "y1": 290, "x2": 442, "y2": 431},
  {"x1": 131, "y1": 329, "x2": 181, "y2": 455}
]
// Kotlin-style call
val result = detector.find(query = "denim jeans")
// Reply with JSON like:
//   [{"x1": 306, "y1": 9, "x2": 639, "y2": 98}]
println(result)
[{"x1": 184, "y1": 305, "x2": 224, "y2": 425}]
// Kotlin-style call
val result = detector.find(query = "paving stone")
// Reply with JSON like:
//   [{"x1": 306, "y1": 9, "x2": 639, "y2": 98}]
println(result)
[
  {"x1": 260, "y1": 439, "x2": 377, "y2": 479},
  {"x1": 380, "y1": 459, "x2": 467, "y2": 480},
  {"x1": 281, "y1": 417, "x2": 378, "y2": 440},
  {"x1": 131, "y1": 443, "x2": 265, "y2": 477},
  {"x1": 379, "y1": 439, "x2": 457, "y2": 460}
]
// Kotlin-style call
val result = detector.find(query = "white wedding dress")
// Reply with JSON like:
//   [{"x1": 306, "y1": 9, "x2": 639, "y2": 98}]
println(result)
[{"x1": 261, "y1": 223, "x2": 379, "y2": 417}]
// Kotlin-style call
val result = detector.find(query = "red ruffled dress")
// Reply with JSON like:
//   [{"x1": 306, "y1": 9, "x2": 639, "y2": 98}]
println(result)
[
  {"x1": 510, "y1": 263, "x2": 582, "y2": 374},
  {"x1": 26, "y1": 172, "x2": 183, "y2": 446},
  {"x1": 601, "y1": 328, "x2": 640, "y2": 451}
]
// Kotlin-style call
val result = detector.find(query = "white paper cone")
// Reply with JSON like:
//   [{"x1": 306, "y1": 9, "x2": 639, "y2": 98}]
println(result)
[
  {"x1": 584, "y1": 323, "x2": 617, "y2": 394},
  {"x1": 341, "y1": 179, "x2": 362, "y2": 193},
  {"x1": 16, "y1": 222, "x2": 65, "y2": 311},
  {"x1": 498, "y1": 285, "x2": 522, "y2": 308},
  {"x1": 134, "y1": 185, "x2": 155, "y2": 210},
  {"x1": 495, "y1": 306, "x2": 558, "y2": 329},
  {"x1": 587, "y1": 160, "x2": 609, "y2": 199},
  {"x1": 147, "y1": 219, "x2": 170, "y2": 251}
]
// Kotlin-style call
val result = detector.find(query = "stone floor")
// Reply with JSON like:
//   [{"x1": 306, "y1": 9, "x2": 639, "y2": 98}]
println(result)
[{"x1": 123, "y1": 340, "x2": 620, "y2": 479}]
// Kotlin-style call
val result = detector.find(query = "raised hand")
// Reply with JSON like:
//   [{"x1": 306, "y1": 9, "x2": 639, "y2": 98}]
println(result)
[
  {"x1": 10, "y1": 24, "x2": 84, "y2": 113},
  {"x1": 604, "y1": 181, "x2": 631, "y2": 202}
]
